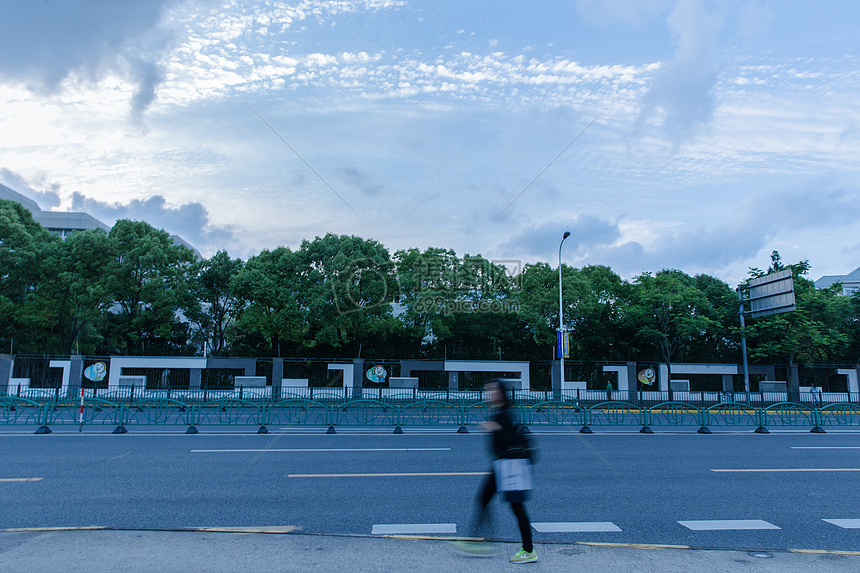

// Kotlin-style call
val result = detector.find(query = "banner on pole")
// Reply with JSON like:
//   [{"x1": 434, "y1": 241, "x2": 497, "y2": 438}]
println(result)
[{"x1": 557, "y1": 331, "x2": 569, "y2": 359}]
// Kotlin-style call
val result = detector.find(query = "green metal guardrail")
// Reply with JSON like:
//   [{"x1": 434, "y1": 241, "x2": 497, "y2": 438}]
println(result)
[{"x1": 6, "y1": 396, "x2": 860, "y2": 434}]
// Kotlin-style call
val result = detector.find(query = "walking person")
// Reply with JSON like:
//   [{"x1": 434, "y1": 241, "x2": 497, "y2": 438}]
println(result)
[
  {"x1": 810, "y1": 383, "x2": 822, "y2": 406},
  {"x1": 454, "y1": 379, "x2": 537, "y2": 564}
]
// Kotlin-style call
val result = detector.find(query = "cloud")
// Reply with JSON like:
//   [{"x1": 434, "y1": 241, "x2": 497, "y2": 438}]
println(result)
[
  {"x1": 499, "y1": 177, "x2": 860, "y2": 280},
  {"x1": 750, "y1": 178, "x2": 860, "y2": 230},
  {"x1": 735, "y1": 0, "x2": 775, "y2": 45},
  {"x1": 127, "y1": 58, "x2": 166, "y2": 125},
  {"x1": 70, "y1": 192, "x2": 234, "y2": 256},
  {"x1": 0, "y1": 1, "x2": 177, "y2": 120},
  {"x1": 500, "y1": 215, "x2": 623, "y2": 258},
  {"x1": 0, "y1": 169, "x2": 61, "y2": 210},
  {"x1": 637, "y1": 0, "x2": 720, "y2": 144},
  {"x1": 575, "y1": 0, "x2": 673, "y2": 26},
  {"x1": 334, "y1": 167, "x2": 383, "y2": 195}
]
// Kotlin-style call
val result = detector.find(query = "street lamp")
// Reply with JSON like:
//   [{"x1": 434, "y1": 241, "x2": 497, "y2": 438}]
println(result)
[{"x1": 559, "y1": 231, "x2": 571, "y2": 389}]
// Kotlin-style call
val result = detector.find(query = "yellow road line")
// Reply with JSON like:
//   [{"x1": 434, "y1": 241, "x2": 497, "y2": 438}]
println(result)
[
  {"x1": 0, "y1": 478, "x2": 43, "y2": 482},
  {"x1": 190, "y1": 526, "x2": 300, "y2": 534},
  {"x1": 789, "y1": 548, "x2": 860, "y2": 556},
  {"x1": 577, "y1": 542, "x2": 690, "y2": 550},
  {"x1": 3, "y1": 527, "x2": 105, "y2": 532},
  {"x1": 383, "y1": 535, "x2": 483, "y2": 541},
  {"x1": 287, "y1": 472, "x2": 490, "y2": 478},
  {"x1": 712, "y1": 468, "x2": 860, "y2": 473}
]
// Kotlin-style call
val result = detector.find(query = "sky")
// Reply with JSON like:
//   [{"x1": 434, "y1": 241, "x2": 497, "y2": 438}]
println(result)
[{"x1": 1, "y1": 0, "x2": 859, "y2": 287}]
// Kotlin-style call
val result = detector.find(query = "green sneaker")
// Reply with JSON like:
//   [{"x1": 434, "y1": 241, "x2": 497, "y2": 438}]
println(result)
[
  {"x1": 452, "y1": 540, "x2": 494, "y2": 557},
  {"x1": 509, "y1": 548, "x2": 538, "y2": 563}
]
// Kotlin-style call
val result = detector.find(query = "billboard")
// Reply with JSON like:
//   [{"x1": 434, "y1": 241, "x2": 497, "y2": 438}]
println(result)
[{"x1": 745, "y1": 269, "x2": 796, "y2": 318}]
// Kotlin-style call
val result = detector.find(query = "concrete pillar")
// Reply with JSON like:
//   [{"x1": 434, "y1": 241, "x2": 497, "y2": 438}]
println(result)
[
  {"x1": 658, "y1": 364, "x2": 669, "y2": 392},
  {"x1": 272, "y1": 358, "x2": 284, "y2": 396},
  {"x1": 70, "y1": 355, "x2": 84, "y2": 390},
  {"x1": 788, "y1": 364, "x2": 800, "y2": 402},
  {"x1": 190, "y1": 368, "x2": 202, "y2": 390},
  {"x1": 352, "y1": 359, "x2": 365, "y2": 397},
  {"x1": 551, "y1": 360, "x2": 561, "y2": 394},
  {"x1": 0, "y1": 355, "x2": 12, "y2": 394},
  {"x1": 627, "y1": 362, "x2": 638, "y2": 403}
]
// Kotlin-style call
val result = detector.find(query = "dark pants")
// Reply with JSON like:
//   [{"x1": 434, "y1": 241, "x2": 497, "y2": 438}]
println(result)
[{"x1": 472, "y1": 470, "x2": 533, "y2": 552}]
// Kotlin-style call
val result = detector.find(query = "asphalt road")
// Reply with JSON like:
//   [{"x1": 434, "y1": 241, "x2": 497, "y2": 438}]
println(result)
[{"x1": 1, "y1": 426, "x2": 859, "y2": 552}]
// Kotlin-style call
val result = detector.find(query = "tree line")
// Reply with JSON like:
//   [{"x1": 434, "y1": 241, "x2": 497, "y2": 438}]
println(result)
[{"x1": 1, "y1": 199, "x2": 857, "y2": 366}]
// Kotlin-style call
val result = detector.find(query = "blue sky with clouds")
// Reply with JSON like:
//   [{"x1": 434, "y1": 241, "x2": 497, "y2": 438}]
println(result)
[{"x1": 1, "y1": 0, "x2": 858, "y2": 286}]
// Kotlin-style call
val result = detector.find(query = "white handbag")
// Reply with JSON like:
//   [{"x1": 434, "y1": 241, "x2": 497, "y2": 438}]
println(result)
[{"x1": 493, "y1": 458, "x2": 533, "y2": 492}]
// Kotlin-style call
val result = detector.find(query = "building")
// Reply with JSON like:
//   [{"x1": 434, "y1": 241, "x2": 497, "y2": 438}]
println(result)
[
  {"x1": 0, "y1": 183, "x2": 200, "y2": 258},
  {"x1": 814, "y1": 267, "x2": 860, "y2": 296}
]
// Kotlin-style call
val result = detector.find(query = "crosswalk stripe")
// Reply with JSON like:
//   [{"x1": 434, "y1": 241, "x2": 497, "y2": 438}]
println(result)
[
  {"x1": 822, "y1": 519, "x2": 860, "y2": 529},
  {"x1": 372, "y1": 524, "x2": 456, "y2": 535},
  {"x1": 678, "y1": 520, "x2": 780, "y2": 531},
  {"x1": 532, "y1": 522, "x2": 621, "y2": 533}
]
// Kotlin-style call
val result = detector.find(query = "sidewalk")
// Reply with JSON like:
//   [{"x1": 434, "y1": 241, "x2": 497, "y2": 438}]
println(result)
[{"x1": 1, "y1": 529, "x2": 857, "y2": 572}]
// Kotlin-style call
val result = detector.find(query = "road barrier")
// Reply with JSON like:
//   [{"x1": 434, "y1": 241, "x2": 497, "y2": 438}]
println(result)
[{"x1": 5, "y1": 393, "x2": 860, "y2": 434}]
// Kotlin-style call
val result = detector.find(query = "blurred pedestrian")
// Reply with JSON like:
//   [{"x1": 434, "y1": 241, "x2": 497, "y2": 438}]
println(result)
[
  {"x1": 454, "y1": 379, "x2": 537, "y2": 564},
  {"x1": 606, "y1": 381, "x2": 613, "y2": 401},
  {"x1": 810, "y1": 384, "x2": 822, "y2": 406}
]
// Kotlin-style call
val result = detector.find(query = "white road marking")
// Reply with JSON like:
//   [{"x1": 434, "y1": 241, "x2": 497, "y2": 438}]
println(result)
[
  {"x1": 712, "y1": 468, "x2": 860, "y2": 472},
  {"x1": 192, "y1": 448, "x2": 451, "y2": 453},
  {"x1": 532, "y1": 522, "x2": 622, "y2": 533},
  {"x1": 823, "y1": 519, "x2": 860, "y2": 529},
  {"x1": 0, "y1": 478, "x2": 43, "y2": 483},
  {"x1": 791, "y1": 447, "x2": 860, "y2": 449},
  {"x1": 678, "y1": 520, "x2": 780, "y2": 531},
  {"x1": 372, "y1": 524, "x2": 456, "y2": 535}
]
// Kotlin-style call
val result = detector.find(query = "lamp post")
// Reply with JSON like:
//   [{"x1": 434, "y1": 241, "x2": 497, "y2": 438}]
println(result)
[{"x1": 558, "y1": 231, "x2": 571, "y2": 389}]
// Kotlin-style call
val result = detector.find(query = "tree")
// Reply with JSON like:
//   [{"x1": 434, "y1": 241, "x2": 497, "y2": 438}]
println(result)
[
  {"x1": 231, "y1": 247, "x2": 308, "y2": 356},
  {"x1": 299, "y1": 234, "x2": 398, "y2": 357},
  {"x1": 573, "y1": 265, "x2": 632, "y2": 362},
  {"x1": 743, "y1": 252, "x2": 850, "y2": 367},
  {"x1": 686, "y1": 273, "x2": 740, "y2": 363},
  {"x1": 34, "y1": 229, "x2": 114, "y2": 354},
  {"x1": 627, "y1": 270, "x2": 713, "y2": 397},
  {"x1": 189, "y1": 250, "x2": 244, "y2": 355},
  {"x1": 102, "y1": 220, "x2": 197, "y2": 355},
  {"x1": 392, "y1": 247, "x2": 461, "y2": 356},
  {"x1": 0, "y1": 200, "x2": 58, "y2": 353}
]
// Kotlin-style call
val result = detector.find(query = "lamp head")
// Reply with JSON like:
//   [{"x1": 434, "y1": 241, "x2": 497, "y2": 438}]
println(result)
[{"x1": 563, "y1": 231, "x2": 571, "y2": 240}]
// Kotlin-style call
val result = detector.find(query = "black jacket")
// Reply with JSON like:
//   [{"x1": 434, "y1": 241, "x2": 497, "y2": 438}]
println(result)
[{"x1": 489, "y1": 408, "x2": 526, "y2": 459}]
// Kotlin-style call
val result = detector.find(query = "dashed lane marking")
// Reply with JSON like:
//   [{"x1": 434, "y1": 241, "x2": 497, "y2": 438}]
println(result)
[
  {"x1": 678, "y1": 520, "x2": 780, "y2": 531},
  {"x1": 532, "y1": 522, "x2": 622, "y2": 533},
  {"x1": 372, "y1": 524, "x2": 456, "y2": 535},
  {"x1": 0, "y1": 478, "x2": 43, "y2": 482},
  {"x1": 822, "y1": 519, "x2": 860, "y2": 529},
  {"x1": 791, "y1": 447, "x2": 860, "y2": 449},
  {"x1": 712, "y1": 468, "x2": 860, "y2": 472}
]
